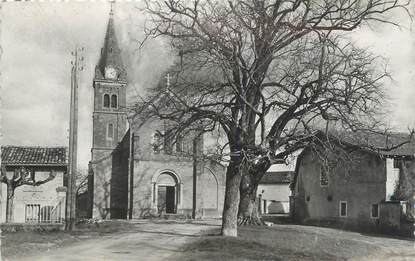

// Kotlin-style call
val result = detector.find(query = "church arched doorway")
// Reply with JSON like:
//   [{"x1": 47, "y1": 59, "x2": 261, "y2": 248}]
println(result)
[{"x1": 155, "y1": 172, "x2": 179, "y2": 214}]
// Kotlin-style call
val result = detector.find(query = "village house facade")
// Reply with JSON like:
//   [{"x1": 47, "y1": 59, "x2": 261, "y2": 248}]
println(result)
[
  {"x1": 0, "y1": 146, "x2": 67, "y2": 223},
  {"x1": 290, "y1": 132, "x2": 414, "y2": 235},
  {"x1": 257, "y1": 167, "x2": 293, "y2": 214},
  {"x1": 88, "y1": 11, "x2": 226, "y2": 220}
]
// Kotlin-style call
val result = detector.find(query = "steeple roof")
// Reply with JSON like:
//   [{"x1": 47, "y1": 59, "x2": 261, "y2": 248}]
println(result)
[{"x1": 95, "y1": 10, "x2": 127, "y2": 81}]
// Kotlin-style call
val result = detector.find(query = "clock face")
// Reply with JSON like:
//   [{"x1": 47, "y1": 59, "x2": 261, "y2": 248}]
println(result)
[{"x1": 105, "y1": 67, "x2": 117, "y2": 79}]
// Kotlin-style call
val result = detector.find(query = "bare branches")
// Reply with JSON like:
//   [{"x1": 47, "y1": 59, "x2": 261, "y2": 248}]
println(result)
[
  {"x1": 138, "y1": 0, "x2": 411, "y2": 167},
  {"x1": 0, "y1": 166, "x2": 57, "y2": 187}
]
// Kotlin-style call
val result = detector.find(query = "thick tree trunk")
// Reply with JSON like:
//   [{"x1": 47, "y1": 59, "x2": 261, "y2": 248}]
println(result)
[
  {"x1": 238, "y1": 186, "x2": 263, "y2": 225},
  {"x1": 238, "y1": 157, "x2": 271, "y2": 226},
  {"x1": 221, "y1": 160, "x2": 242, "y2": 237},
  {"x1": 6, "y1": 185, "x2": 15, "y2": 223}
]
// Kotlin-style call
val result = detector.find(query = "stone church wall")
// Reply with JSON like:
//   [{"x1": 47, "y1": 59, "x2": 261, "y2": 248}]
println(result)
[
  {"x1": 110, "y1": 130, "x2": 130, "y2": 219},
  {"x1": 91, "y1": 130, "x2": 130, "y2": 219},
  {"x1": 131, "y1": 160, "x2": 194, "y2": 217},
  {"x1": 129, "y1": 118, "x2": 226, "y2": 218},
  {"x1": 91, "y1": 150, "x2": 113, "y2": 219}
]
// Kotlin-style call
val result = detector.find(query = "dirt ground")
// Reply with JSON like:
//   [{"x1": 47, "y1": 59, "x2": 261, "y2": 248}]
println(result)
[{"x1": 2, "y1": 219, "x2": 414, "y2": 261}]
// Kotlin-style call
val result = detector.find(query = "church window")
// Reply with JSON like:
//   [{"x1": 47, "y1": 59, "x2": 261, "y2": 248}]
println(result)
[
  {"x1": 152, "y1": 132, "x2": 163, "y2": 153},
  {"x1": 103, "y1": 94, "x2": 110, "y2": 108},
  {"x1": 111, "y1": 94, "x2": 118, "y2": 108},
  {"x1": 107, "y1": 123, "x2": 114, "y2": 139},
  {"x1": 320, "y1": 165, "x2": 329, "y2": 187},
  {"x1": 176, "y1": 135, "x2": 184, "y2": 153}
]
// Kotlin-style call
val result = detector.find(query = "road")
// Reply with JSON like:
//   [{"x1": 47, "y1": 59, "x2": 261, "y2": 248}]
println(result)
[
  {"x1": 13, "y1": 220, "x2": 220, "y2": 261},
  {"x1": 10, "y1": 220, "x2": 415, "y2": 261}
]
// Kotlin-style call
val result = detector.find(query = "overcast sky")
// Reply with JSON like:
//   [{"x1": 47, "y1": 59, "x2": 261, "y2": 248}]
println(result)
[{"x1": 1, "y1": 2, "x2": 415, "y2": 169}]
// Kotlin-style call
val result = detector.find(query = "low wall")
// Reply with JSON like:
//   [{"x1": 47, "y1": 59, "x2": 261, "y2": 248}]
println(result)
[{"x1": 0, "y1": 223, "x2": 64, "y2": 233}]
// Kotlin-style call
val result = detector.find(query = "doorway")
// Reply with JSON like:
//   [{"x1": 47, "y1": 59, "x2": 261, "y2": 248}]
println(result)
[{"x1": 157, "y1": 185, "x2": 176, "y2": 214}]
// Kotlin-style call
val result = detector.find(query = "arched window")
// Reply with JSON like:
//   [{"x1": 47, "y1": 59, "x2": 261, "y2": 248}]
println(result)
[
  {"x1": 111, "y1": 94, "x2": 117, "y2": 108},
  {"x1": 107, "y1": 123, "x2": 114, "y2": 139},
  {"x1": 152, "y1": 132, "x2": 163, "y2": 153},
  {"x1": 103, "y1": 94, "x2": 110, "y2": 108},
  {"x1": 175, "y1": 135, "x2": 184, "y2": 153}
]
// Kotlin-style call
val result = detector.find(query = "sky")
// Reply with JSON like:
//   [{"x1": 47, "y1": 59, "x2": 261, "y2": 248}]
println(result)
[
  {"x1": 1, "y1": 2, "x2": 415, "y2": 169},
  {"x1": 1, "y1": 1, "x2": 171, "y2": 169}
]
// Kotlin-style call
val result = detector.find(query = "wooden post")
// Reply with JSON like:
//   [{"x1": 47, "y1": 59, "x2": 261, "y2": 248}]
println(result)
[{"x1": 66, "y1": 47, "x2": 83, "y2": 230}]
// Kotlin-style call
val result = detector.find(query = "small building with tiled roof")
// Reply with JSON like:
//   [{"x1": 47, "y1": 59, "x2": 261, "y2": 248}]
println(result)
[
  {"x1": 260, "y1": 171, "x2": 293, "y2": 184},
  {"x1": 290, "y1": 131, "x2": 415, "y2": 236},
  {"x1": 257, "y1": 165, "x2": 295, "y2": 215},
  {"x1": 2, "y1": 146, "x2": 67, "y2": 166},
  {"x1": 1, "y1": 146, "x2": 68, "y2": 223}
]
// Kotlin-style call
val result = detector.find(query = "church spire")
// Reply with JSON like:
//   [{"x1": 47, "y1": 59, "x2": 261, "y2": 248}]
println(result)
[
  {"x1": 96, "y1": 2, "x2": 126, "y2": 81},
  {"x1": 110, "y1": 1, "x2": 115, "y2": 17}
]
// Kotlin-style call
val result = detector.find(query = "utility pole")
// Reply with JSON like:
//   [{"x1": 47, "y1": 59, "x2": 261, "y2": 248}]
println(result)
[{"x1": 66, "y1": 46, "x2": 84, "y2": 231}]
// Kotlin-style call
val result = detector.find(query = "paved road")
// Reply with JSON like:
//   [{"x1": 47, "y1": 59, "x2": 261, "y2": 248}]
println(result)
[{"x1": 14, "y1": 220, "x2": 221, "y2": 261}]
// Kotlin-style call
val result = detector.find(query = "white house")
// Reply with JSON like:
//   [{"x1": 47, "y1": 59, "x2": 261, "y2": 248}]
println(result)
[
  {"x1": 257, "y1": 164, "x2": 294, "y2": 214},
  {"x1": 0, "y1": 146, "x2": 68, "y2": 223}
]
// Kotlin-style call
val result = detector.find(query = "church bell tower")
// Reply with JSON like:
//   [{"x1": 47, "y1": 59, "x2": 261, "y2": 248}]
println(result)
[
  {"x1": 91, "y1": 8, "x2": 127, "y2": 162},
  {"x1": 89, "y1": 6, "x2": 128, "y2": 219}
]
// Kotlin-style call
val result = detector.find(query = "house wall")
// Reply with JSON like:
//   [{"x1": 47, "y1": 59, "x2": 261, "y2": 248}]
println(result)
[
  {"x1": 293, "y1": 149, "x2": 386, "y2": 231},
  {"x1": 0, "y1": 169, "x2": 65, "y2": 223},
  {"x1": 258, "y1": 184, "x2": 291, "y2": 201}
]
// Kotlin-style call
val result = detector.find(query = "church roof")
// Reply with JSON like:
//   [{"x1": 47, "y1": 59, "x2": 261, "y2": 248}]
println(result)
[
  {"x1": 1, "y1": 146, "x2": 68, "y2": 166},
  {"x1": 96, "y1": 11, "x2": 126, "y2": 81}
]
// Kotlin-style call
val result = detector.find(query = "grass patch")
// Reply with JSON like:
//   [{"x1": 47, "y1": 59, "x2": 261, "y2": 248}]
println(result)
[
  {"x1": 172, "y1": 236, "x2": 285, "y2": 260},
  {"x1": 2, "y1": 230, "x2": 77, "y2": 258},
  {"x1": 171, "y1": 226, "x2": 345, "y2": 260},
  {"x1": 1, "y1": 220, "x2": 136, "y2": 259},
  {"x1": 170, "y1": 231, "x2": 339, "y2": 261}
]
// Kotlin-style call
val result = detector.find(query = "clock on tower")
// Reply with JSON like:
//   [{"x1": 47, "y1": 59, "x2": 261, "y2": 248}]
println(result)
[{"x1": 105, "y1": 66, "x2": 117, "y2": 79}]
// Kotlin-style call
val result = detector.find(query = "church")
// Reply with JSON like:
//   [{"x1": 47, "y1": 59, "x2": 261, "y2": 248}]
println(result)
[{"x1": 88, "y1": 10, "x2": 226, "y2": 220}]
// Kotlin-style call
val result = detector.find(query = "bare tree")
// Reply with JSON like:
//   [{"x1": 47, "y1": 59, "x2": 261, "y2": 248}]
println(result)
[
  {"x1": 75, "y1": 169, "x2": 89, "y2": 197},
  {"x1": 0, "y1": 166, "x2": 56, "y2": 223},
  {"x1": 139, "y1": 0, "x2": 411, "y2": 237}
]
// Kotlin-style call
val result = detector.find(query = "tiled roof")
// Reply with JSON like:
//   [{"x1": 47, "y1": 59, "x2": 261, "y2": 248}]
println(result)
[
  {"x1": 325, "y1": 130, "x2": 415, "y2": 157},
  {"x1": 260, "y1": 171, "x2": 294, "y2": 184},
  {"x1": 1, "y1": 146, "x2": 68, "y2": 165}
]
